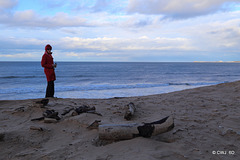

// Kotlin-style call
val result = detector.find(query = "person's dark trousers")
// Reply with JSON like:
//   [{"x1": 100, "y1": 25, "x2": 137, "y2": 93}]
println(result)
[{"x1": 46, "y1": 81, "x2": 54, "y2": 98}]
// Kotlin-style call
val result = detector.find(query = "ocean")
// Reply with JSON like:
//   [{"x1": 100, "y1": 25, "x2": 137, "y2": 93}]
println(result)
[{"x1": 1, "y1": 62, "x2": 240, "y2": 100}]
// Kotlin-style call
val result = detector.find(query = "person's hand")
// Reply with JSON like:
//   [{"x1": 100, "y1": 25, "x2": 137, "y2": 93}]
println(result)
[{"x1": 52, "y1": 63, "x2": 57, "y2": 68}]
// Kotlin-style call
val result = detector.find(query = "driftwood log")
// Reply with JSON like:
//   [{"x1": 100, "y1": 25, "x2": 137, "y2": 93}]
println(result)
[
  {"x1": 99, "y1": 116, "x2": 174, "y2": 140},
  {"x1": 138, "y1": 116, "x2": 174, "y2": 137},
  {"x1": 31, "y1": 105, "x2": 101, "y2": 122},
  {"x1": 31, "y1": 109, "x2": 60, "y2": 121},
  {"x1": 61, "y1": 105, "x2": 102, "y2": 116},
  {"x1": 124, "y1": 102, "x2": 136, "y2": 120}
]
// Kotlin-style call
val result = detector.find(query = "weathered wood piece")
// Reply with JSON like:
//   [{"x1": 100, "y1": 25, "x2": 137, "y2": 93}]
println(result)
[
  {"x1": 124, "y1": 102, "x2": 136, "y2": 120},
  {"x1": 138, "y1": 116, "x2": 174, "y2": 137},
  {"x1": 31, "y1": 109, "x2": 60, "y2": 121},
  {"x1": 0, "y1": 133, "x2": 5, "y2": 141},
  {"x1": 62, "y1": 105, "x2": 102, "y2": 116},
  {"x1": 61, "y1": 108, "x2": 74, "y2": 115},
  {"x1": 71, "y1": 110, "x2": 78, "y2": 116},
  {"x1": 99, "y1": 123, "x2": 139, "y2": 140},
  {"x1": 44, "y1": 118, "x2": 58, "y2": 123},
  {"x1": 43, "y1": 110, "x2": 61, "y2": 120},
  {"x1": 75, "y1": 105, "x2": 96, "y2": 114},
  {"x1": 31, "y1": 117, "x2": 44, "y2": 121},
  {"x1": 99, "y1": 116, "x2": 174, "y2": 140},
  {"x1": 87, "y1": 120, "x2": 101, "y2": 129},
  {"x1": 30, "y1": 126, "x2": 43, "y2": 131}
]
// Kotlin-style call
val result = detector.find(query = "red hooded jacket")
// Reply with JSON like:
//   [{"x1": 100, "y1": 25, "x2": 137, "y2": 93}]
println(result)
[{"x1": 41, "y1": 44, "x2": 56, "y2": 82}]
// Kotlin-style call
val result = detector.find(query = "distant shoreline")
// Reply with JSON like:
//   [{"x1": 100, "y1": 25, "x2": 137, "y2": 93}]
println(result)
[{"x1": 194, "y1": 61, "x2": 240, "y2": 63}]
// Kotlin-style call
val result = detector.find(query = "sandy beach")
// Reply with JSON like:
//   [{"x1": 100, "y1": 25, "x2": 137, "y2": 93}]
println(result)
[{"x1": 0, "y1": 81, "x2": 239, "y2": 160}]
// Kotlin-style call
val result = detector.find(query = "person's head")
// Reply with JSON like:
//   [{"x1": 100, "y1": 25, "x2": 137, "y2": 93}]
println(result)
[{"x1": 45, "y1": 44, "x2": 52, "y2": 54}]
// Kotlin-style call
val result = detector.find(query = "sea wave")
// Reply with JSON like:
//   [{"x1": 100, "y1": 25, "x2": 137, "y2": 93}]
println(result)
[
  {"x1": 0, "y1": 76, "x2": 41, "y2": 79},
  {"x1": 0, "y1": 81, "x2": 223, "y2": 95}
]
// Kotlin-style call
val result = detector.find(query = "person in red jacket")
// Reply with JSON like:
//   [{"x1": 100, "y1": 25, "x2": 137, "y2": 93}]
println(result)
[{"x1": 41, "y1": 44, "x2": 57, "y2": 98}]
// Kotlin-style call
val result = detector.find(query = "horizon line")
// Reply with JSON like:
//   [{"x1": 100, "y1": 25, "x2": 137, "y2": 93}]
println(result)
[{"x1": 1, "y1": 60, "x2": 240, "y2": 63}]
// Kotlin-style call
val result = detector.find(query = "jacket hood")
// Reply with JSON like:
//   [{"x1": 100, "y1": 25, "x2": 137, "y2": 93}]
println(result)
[{"x1": 45, "y1": 44, "x2": 52, "y2": 51}]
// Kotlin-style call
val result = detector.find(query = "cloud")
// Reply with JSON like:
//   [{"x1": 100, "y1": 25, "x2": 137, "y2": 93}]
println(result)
[
  {"x1": 72, "y1": 0, "x2": 126, "y2": 13},
  {"x1": 92, "y1": 0, "x2": 108, "y2": 12},
  {"x1": 0, "y1": 53, "x2": 36, "y2": 58},
  {"x1": 0, "y1": 10, "x2": 88, "y2": 28},
  {"x1": 58, "y1": 36, "x2": 193, "y2": 52},
  {"x1": 92, "y1": 0, "x2": 128, "y2": 13},
  {"x1": 41, "y1": 0, "x2": 65, "y2": 9},
  {"x1": 0, "y1": 1, "x2": 239, "y2": 62},
  {"x1": 127, "y1": 0, "x2": 240, "y2": 19},
  {"x1": 0, "y1": 50, "x2": 41, "y2": 61},
  {"x1": 206, "y1": 21, "x2": 240, "y2": 50},
  {"x1": 0, "y1": 37, "x2": 49, "y2": 48},
  {"x1": 181, "y1": 13, "x2": 240, "y2": 51},
  {"x1": 120, "y1": 15, "x2": 153, "y2": 28},
  {"x1": 0, "y1": 0, "x2": 18, "y2": 10}
]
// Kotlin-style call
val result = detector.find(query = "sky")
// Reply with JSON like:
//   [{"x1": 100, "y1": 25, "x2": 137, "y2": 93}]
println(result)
[{"x1": 0, "y1": 0, "x2": 240, "y2": 62}]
